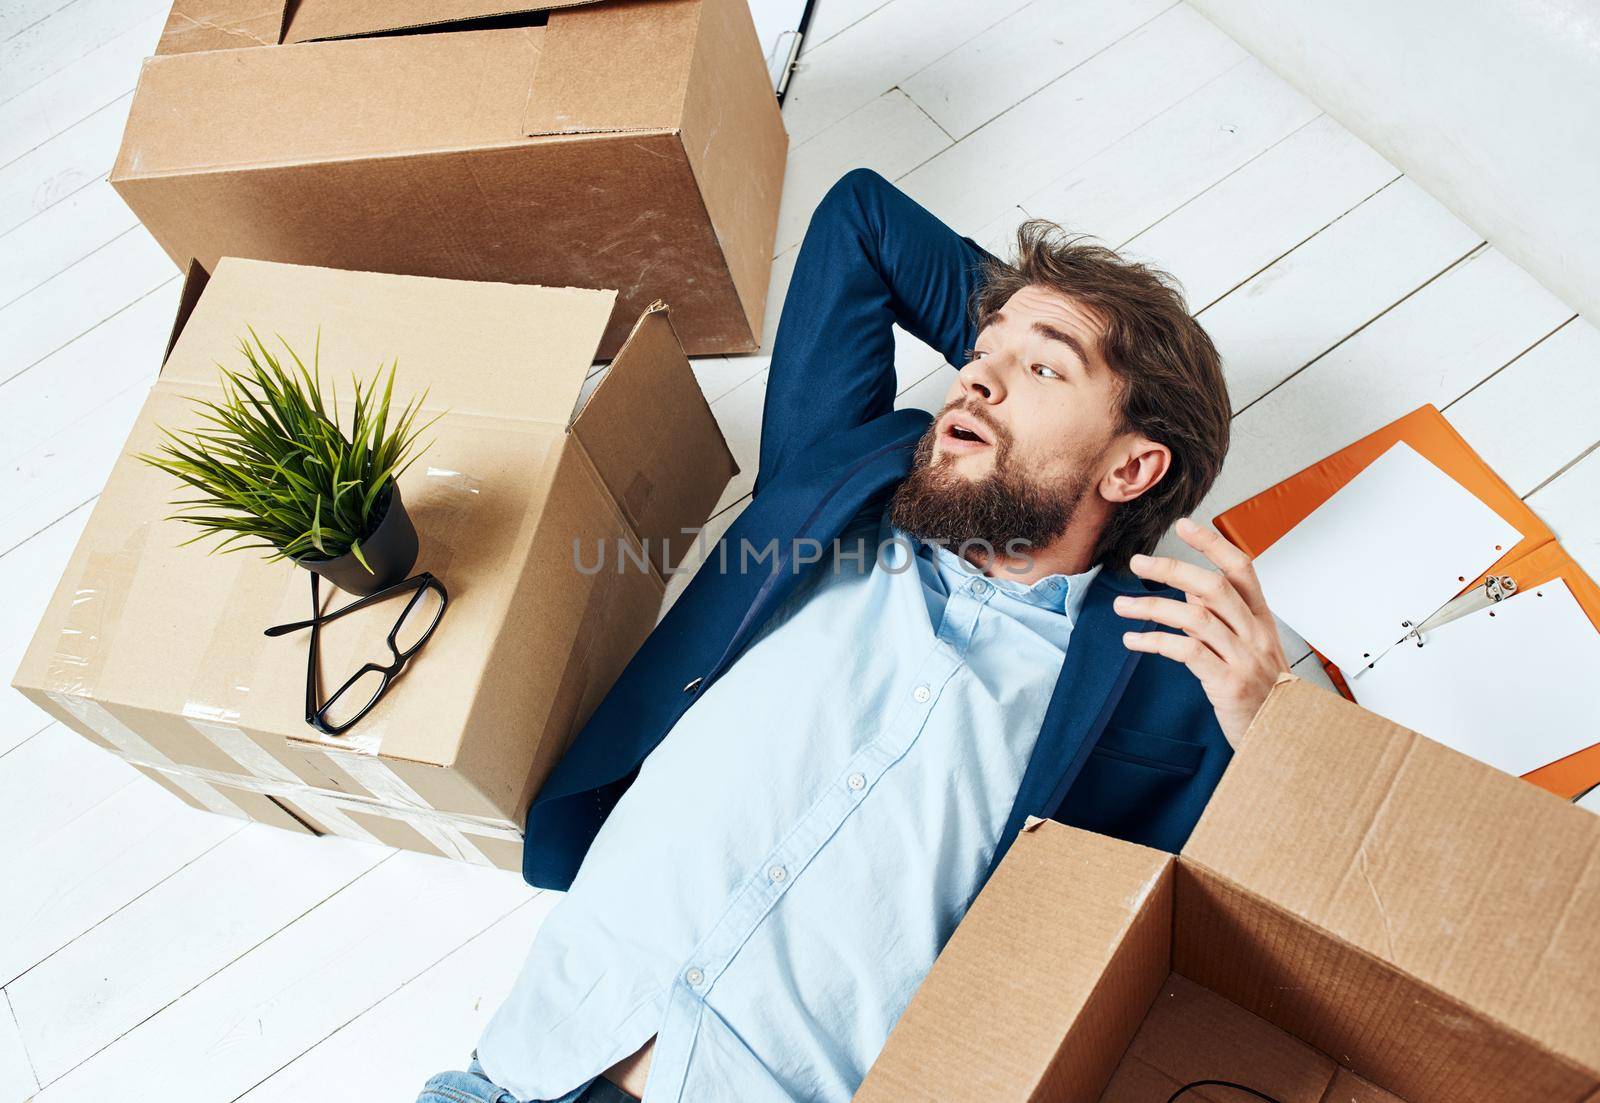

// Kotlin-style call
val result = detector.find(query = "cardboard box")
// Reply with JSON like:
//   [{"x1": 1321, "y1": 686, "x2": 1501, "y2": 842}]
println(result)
[
  {"x1": 11, "y1": 256, "x2": 736, "y2": 873},
  {"x1": 110, "y1": 0, "x2": 788, "y2": 359},
  {"x1": 857, "y1": 675, "x2": 1600, "y2": 1103}
]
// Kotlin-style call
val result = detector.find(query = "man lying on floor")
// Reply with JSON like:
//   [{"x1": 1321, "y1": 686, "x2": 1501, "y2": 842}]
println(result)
[{"x1": 418, "y1": 168, "x2": 1293, "y2": 1103}]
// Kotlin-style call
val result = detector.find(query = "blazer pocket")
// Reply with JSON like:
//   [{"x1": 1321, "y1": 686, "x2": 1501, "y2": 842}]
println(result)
[{"x1": 1092, "y1": 725, "x2": 1205, "y2": 776}]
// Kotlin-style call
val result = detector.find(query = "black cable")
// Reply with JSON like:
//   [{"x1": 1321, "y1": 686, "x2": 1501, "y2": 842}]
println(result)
[{"x1": 1165, "y1": 1080, "x2": 1286, "y2": 1103}]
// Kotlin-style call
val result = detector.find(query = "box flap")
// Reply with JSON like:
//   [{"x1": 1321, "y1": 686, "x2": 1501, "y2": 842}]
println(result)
[
  {"x1": 570, "y1": 300, "x2": 735, "y2": 573},
  {"x1": 156, "y1": 0, "x2": 289, "y2": 55},
  {"x1": 522, "y1": 0, "x2": 699, "y2": 136},
  {"x1": 117, "y1": 28, "x2": 544, "y2": 178},
  {"x1": 1183, "y1": 675, "x2": 1600, "y2": 1077},
  {"x1": 856, "y1": 819, "x2": 1174, "y2": 1103},
  {"x1": 281, "y1": 0, "x2": 605, "y2": 44},
  {"x1": 161, "y1": 258, "x2": 616, "y2": 425}
]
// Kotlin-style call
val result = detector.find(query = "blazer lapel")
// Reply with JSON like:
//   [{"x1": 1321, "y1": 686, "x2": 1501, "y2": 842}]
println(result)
[{"x1": 978, "y1": 567, "x2": 1150, "y2": 887}]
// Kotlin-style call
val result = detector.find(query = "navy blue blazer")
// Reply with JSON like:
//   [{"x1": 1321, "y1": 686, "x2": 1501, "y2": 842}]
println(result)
[{"x1": 522, "y1": 406, "x2": 1232, "y2": 891}]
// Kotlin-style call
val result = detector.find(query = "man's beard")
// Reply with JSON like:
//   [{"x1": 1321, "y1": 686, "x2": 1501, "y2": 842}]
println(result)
[{"x1": 888, "y1": 403, "x2": 1098, "y2": 563}]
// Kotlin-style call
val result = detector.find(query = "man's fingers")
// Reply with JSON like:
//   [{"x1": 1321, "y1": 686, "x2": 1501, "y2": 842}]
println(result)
[
  {"x1": 1114, "y1": 594, "x2": 1245, "y2": 664},
  {"x1": 1122, "y1": 628, "x2": 1228, "y2": 684},
  {"x1": 1175, "y1": 516, "x2": 1272, "y2": 616},
  {"x1": 1127, "y1": 549, "x2": 1254, "y2": 636}
]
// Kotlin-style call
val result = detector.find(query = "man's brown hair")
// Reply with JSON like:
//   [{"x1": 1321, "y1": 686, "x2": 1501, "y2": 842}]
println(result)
[{"x1": 970, "y1": 219, "x2": 1231, "y2": 572}]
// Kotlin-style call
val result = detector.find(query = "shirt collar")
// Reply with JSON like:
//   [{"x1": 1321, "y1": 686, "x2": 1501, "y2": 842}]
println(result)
[{"x1": 918, "y1": 538, "x2": 1102, "y2": 625}]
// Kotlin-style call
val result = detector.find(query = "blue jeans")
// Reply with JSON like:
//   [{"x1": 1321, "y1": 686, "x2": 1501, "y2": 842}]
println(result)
[{"x1": 417, "y1": 1054, "x2": 641, "y2": 1103}]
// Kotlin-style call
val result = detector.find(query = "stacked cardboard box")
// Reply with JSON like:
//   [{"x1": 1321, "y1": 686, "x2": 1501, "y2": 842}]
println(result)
[
  {"x1": 11, "y1": 257, "x2": 735, "y2": 872},
  {"x1": 111, "y1": 0, "x2": 788, "y2": 358},
  {"x1": 859, "y1": 675, "x2": 1600, "y2": 1102}
]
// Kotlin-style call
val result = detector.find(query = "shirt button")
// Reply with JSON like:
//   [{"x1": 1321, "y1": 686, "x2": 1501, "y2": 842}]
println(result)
[
  {"x1": 847, "y1": 772, "x2": 866, "y2": 791},
  {"x1": 685, "y1": 966, "x2": 705, "y2": 986},
  {"x1": 971, "y1": 579, "x2": 990, "y2": 596},
  {"x1": 768, "y1": 864, "x2": 787, "y2": 883},
  {"x1": 912, "y1": 684, "x2": 931, "y2": 703}
]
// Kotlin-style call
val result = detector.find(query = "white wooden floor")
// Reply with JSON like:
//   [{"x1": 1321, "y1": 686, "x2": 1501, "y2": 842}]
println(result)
[{"x1": 3, "y1": 1, "x2": 1598, "y2": 1099}]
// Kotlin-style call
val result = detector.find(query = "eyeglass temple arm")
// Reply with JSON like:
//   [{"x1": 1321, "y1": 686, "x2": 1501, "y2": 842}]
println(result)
[{"x1": 263, "y1": 573, "x2": 434, "y2": 637}]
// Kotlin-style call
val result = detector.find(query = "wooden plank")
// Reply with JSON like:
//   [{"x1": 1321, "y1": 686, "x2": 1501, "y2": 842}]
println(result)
[
  {"x1": 0, "y1": 770, "x2": 240, "y2": 989},
  {"x1": 0, "y1": 180, "x2": 142, "y2": 309},
  {"x1": 0, "y1": 228, "x2": 174, "y2": 383},
  {"x1": 1123, "y1": 113, "x2": 1399, "y2": 310},
  {"x1": 778, "y1": 0, "x2": 1032, "y2": 146},
  {"x1": 7, "y1": 825, "x2": 388, "y2": 1083},
  {"x1": 1199, "y1": 177, "x2": 1481, "y2": 412},
  {"x1": 1527, "y1": 444, "x2": 1600, "y2": 582},
  {"x1": 0, "y1": 10, "x2": 158, "y2": 170},
  {"x1": 0, "y1": 724, "x2": 138, "y2": 855},
  {"x1": 900, "y1": 0, "x2": 1173, "y2": 140},
  {"x1": 0, "y1": 92, "x2": 130, "y2": 236},
  {"x1": 235, "y1": 897, "x2": 559, "y2": 1103},
  {"x1": 1443, "y1": 316, "x2": 1599, "y2": 497},
  {"x1": 31, "y1": 853, "x2": 538, "y2": 1102},
  {"x1": 801, "y1": 0, "x2": 893, "y2": 53},
  {"x1": 1021, "y1": 59, "x2": 1320, "y2": 250},
  {"x1": 0, "y1": 989, "x2": 38, "y2": 1103},
  {"x1": 0, "y1": 0, "x2": 167, "y2": 103},
  {"x1": 0, "y1": 0, "x2": 77, "y2": 44},
  {"x1": 775, "y1": 88, "x2": 951, "y2": 256},
  {"x1": 900, "y1": 5, "x2": 1247, "y2": 237}
]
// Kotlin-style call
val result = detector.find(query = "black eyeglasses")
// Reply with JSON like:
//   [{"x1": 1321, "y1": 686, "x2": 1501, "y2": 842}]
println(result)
[{"x1": 264, "y1": 571, "x2": 449, "y2": 736}]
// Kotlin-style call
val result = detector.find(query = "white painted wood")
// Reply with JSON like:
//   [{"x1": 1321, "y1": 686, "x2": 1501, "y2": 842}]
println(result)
[
  {"x1": 1443, "y1": 318, "x2": 1600, "y2": 498},
  {"x1": 1199, "y1": 177, "x2": 1481, "y2": 412},
  {"x1": 800, "y1": 0, "x2": 893, "y2": 54},
  {"x1": 0, "y1": 502, "x2": 93, "y2": 753},
  {"x1": 0, "y1": 277, "x2": 178, "y2": 464},
  {"x1": 1528, "y1": 446, "x2": 1600, "y2": 582},
  {"x1": 1122, "y1": 113, "x2": 1399, "y2": 310},
  {"x1": 710, "y1": 368, "x2": 770, "y2": 515},
  {"x1": 0, "y1": 0, "x2": 76, "y2": 44},
  {"x1": 0, "y1": 92, "x2": 130, "y2": 235},
  {"x1": 0, "y1": 767, "x2": 240, "y2": 988},
  {"x1": 0, "y1": 723, "x2": 138, "y2": 853},
  {"x1": 34, "y1": 852, "x2": 538, "y2": 1102},
  {"x1": 774, "y1": 88, "x2": 950, "y2": 256},
  {"x1": 779, "y1": 0, "x2": 1031, "y2": 146},
  {"x1": 0, "y1": 10, "x2": 159, "y2": 170},
  {"x1": 8, "y1": 825, "x2": 388, "y2": 1083},
  {"x1": 0, "y1": 180, "x2": 143, "y2": 309},
  {"x1": 1020, "y1": 58, "x2": 1319, "y2": 248},
  {"x1": 1, "y1": 228, "x2": 174, "y2": 382},
  {"x1": 1289, "y1": 648, "x2": 1338, "y2": 695},
  {"x1": 0, "y1": 0, "x2": 166, "y2": 103},
  {"x1": 237, "y1": 897, "x2": 558, "y2": 1103},
  {"x1": 0, "y1": 990, "x2": 38, "y2": 1103},
  {"x1": 901, "y1": 6, "x2": 1247, "y2": 237},
  {"x1": 899, "y1": 0, "x2": 1173, "y2": 140}
]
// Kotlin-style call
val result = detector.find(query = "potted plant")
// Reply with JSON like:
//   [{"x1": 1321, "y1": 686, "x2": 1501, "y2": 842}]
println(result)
[{"x1": 138, "y1": 328, "x2": 441, "y2": 595}]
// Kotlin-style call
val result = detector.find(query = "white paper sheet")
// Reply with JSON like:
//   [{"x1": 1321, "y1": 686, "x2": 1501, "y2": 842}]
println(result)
[
  {"x1": 1252, "y1": 441, "x2": 1523, "y2": 673},
  {"x1": 1344, "y1": 577, "x2": 1600, "y2": 776}
]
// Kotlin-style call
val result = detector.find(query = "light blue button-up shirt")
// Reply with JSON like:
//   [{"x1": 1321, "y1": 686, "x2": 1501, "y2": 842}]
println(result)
[{"x1": 478, "y1": 504, "x2": 1101, "y2": 1102}]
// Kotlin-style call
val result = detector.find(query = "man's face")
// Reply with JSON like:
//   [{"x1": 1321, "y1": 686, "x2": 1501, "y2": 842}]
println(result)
[{"x1": 888, "y1": 283, "x2": 1126, "y2": 559}]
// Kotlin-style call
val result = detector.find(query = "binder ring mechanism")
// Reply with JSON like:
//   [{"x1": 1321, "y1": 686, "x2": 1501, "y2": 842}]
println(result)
[{"x1": 1402, "y1": 575, "x2": 1518, "y2": 649}]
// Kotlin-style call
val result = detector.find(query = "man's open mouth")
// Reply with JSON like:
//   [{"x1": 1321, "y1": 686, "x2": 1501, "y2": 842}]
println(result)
[{"x1": 941, "y1": 413, "x2": 993, "y2": 449}]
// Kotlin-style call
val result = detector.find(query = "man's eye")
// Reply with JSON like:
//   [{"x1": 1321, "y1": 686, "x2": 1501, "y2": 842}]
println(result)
[
  {"x1": 1032, "y1": 363, "x2": 1063, "y2": 380},
  {"x1": 963, "y1": 348, "x2": 987, "y2": 362}
]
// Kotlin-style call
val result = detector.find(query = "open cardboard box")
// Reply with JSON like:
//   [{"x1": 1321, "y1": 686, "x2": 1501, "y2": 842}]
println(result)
[
  {"x1": 11, "y1": 257, "x2": 735, "y2": 872},
  {"x1": 110, "y1": 0, "x2": 787, "y2": 359},
  {"x1": 857, "y1": 675, "x2": 1600, "y2": 1102}
]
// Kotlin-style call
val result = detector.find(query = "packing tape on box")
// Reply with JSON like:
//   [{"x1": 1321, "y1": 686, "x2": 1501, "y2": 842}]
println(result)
[
  {"x1": 45, "y1": 690, "x2": 250, "y2": 820},
  {"x1": 182, "y1": 706, "x2": 384, "y2": 846},
  {"x1": 42, "y1": 525, "x2": 149, "y2": 698},
  {"x1": 53, "y1": 697, "x2": 522, "y2": 843},
  {"x1": 317, "y1": 747, "x2": 497, "y2": 866}
]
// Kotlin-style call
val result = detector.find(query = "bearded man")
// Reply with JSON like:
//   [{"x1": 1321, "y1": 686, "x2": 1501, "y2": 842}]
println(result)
[{"x1": 419, "y1": 168, "x2": 1293, "y2": 1103}]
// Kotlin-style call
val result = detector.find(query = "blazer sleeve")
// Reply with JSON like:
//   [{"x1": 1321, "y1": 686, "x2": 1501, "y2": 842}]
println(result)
[{"x1": 754, "y1": 169, "x2": 999, "y2": 497}]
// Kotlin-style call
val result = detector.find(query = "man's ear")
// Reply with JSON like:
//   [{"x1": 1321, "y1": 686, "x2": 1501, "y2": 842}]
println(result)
[{"x1": 1100, "y1": 435, "x2": 1170, "y2": 504}]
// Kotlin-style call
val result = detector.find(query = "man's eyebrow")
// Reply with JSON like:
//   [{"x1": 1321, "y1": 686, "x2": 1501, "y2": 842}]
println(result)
[{"x1": 1031, "y1": 320, "x2": 1091, "y2": 373}]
